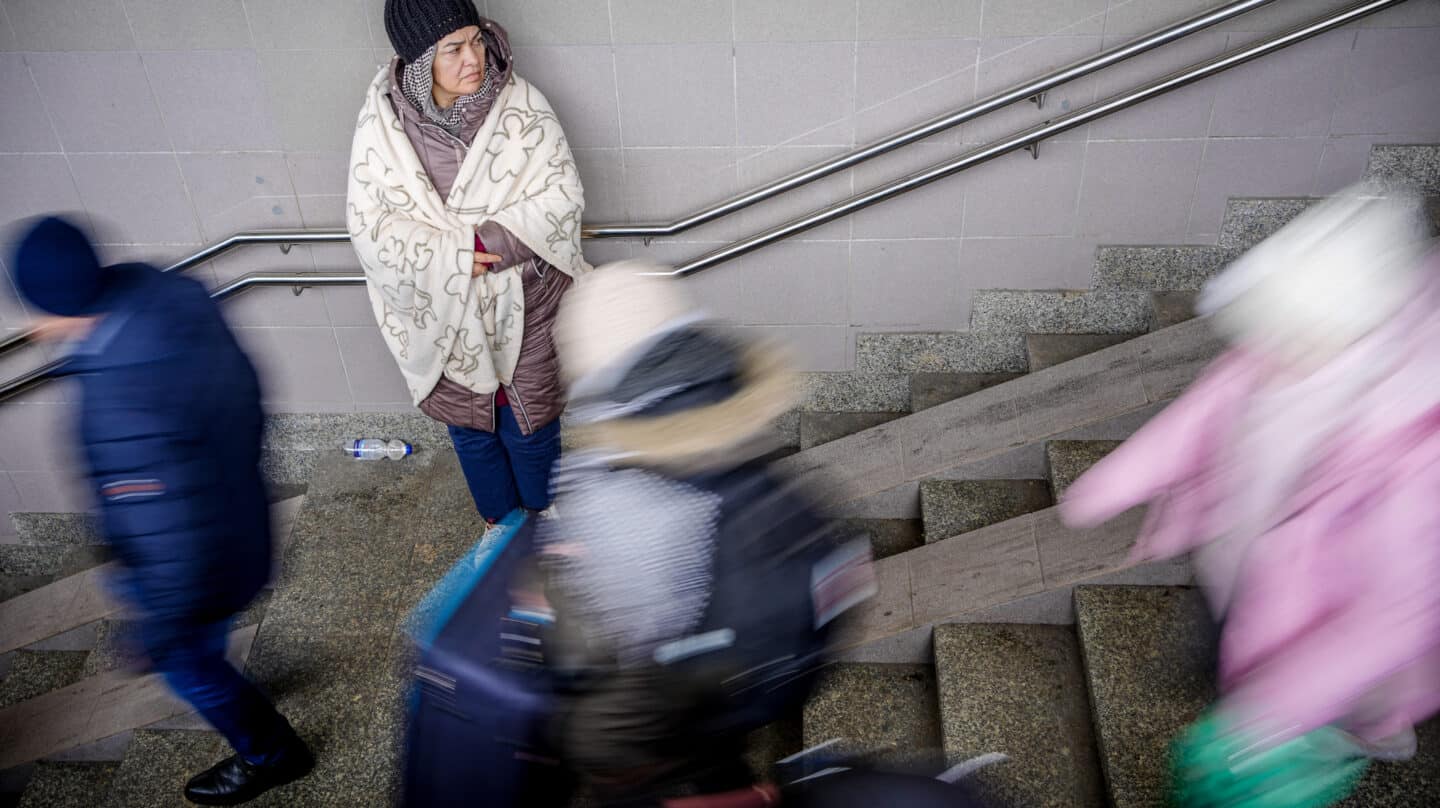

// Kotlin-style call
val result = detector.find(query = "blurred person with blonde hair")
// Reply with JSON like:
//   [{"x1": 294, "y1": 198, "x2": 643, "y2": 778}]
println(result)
[{"x1": 537, "y1": 262, "x2": 881, "y2": 806}]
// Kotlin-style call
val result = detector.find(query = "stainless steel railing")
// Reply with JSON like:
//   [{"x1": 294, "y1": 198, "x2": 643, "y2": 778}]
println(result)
[
  {"x1": 663, "y1": 0, "x2": 1408, "y2": 276},
  {"x1": 585, "y1": 0, "x2": 1277, "y2": 238},
  {"x1": 0, "y1": 272, "x2": 364, "y2": 402},
  {"x1": 0, "y1": 0, "x2": 1413, "y2": 401},
  {"x1": 0, "y1": 0, "x2": 1279, "y2": 358}
]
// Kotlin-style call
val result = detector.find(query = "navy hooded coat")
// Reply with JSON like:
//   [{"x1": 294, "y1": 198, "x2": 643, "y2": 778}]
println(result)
[{"x1": 69, "y1": 263, "x2": 272, "y2": 631}]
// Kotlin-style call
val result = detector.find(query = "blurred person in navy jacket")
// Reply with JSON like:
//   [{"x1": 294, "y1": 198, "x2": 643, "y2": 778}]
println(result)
[{"x1": 9, "y1": 217, "x2": 312, "y2": 806}]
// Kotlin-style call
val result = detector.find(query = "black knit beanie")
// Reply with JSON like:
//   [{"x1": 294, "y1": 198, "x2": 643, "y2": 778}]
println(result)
[{"x1": 384, "y1": 0, "x2": 484, "y2": 63}]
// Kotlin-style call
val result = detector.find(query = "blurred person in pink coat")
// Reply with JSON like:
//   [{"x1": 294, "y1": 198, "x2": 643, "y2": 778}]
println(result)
[{"x1": 1061, "y1": 185, "x2": 1440, "y2": 763}]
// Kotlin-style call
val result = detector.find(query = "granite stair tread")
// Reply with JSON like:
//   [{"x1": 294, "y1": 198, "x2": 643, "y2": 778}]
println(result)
[
  {"x1": 82, "y1": 619, "x2": 143, "y2": 678},
  {"x1": 840, "y1": 518, "x2": 924, "y2": 561},
  {"x1": 1046, "y1": 441, "x2": 1122, "y2": 501},
  {"x1": 0, "y1": 545, "x2": 72, "y2": 578},
  {"x1": 1091, "y1": 245, "x2": 1237, "y2": 291},
  {"x1": 919, "y1": 479, "x2": 1053, "y2": 543},
  {"x1": 909, "y1": 373, "x2": 1022, "y2": 411},
  {"x1": 797, "y1": 373, "x2": 910, "y2": 414},
  {"x1": 0, "y1": 573, "x2": 52, "y2": 605},
  {"x1": 15, "y1": 761, "x2": 120, "y2": 808},
  {"x1": 802, "y1": 662, "x2": 943, "y2": 768},
  {"x1": 1218, "y1": 197, "x2": 1317, "y2": 250},
  {"x1": 1074, "y1": 585, "x2": 1217, "y2": 808},
  {"x1": 1363, "y1": 144, "x2": 1440, "y2": 196},
  {"x1": 855, "y1": 333, "x2": 1027, "y2": 375},
  {"x1": 800, "y1": 411, "x2": 905, "y2": 451},
  {"x1": 0, "y1": 624, "x2": 259, "y2": 770},
  {"x1": 1025, "y1": 333, "x2": 1138, "y2": 371},
  {"x1": 777, "y1": 317, "x2": 1225, "y2": 511},
  {"x1": 0, "y1": 650, "x2": 90, "y2": 709},
  {"x1": 0, "y1": 496, "x2": 305, "y2": 657},
  {"x1": 8, "y1": 513, "x2": 101, "y2": 547},
  {"x1": 971, "y1": 290, "x2": 1153, "y2": 335},
  {"x1": 932, "y1": 623, "x2": 1104, "y2": 808},
  {"x1": 1149, "y1": 291, "x2": 1199, "y2": 330}
]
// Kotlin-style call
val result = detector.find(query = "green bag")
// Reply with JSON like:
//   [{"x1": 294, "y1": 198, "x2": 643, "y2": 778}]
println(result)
[{"x1": 1170, "y1": 710, "x2": 1369, "y2": 808}]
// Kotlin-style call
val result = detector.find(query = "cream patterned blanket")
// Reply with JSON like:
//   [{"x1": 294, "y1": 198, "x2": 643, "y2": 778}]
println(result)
[{"x1": 347, "y1": 66, "x2": 588, "y2": 405}]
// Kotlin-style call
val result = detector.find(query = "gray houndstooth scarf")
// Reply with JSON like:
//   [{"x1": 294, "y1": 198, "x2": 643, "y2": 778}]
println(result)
[{"x1": 400, "y1": 36, "x2": 502, "y2": 138}]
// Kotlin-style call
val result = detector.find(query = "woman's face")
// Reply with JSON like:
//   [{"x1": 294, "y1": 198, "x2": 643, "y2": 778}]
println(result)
[{"x1": 431, "y1": 25, "x2": 485, "y2": 107}]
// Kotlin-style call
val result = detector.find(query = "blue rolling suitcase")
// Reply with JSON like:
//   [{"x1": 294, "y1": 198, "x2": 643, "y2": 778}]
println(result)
[{"x1": 402, "y1": 510, "x2": 573, "y2": 807}]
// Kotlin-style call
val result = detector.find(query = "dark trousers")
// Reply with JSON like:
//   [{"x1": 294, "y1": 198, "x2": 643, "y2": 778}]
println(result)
[
  {"x1": 449, "y1": 405, "x2": 562, "y2": 522},
  {"x1": 142, "y1": 616, "x2": 301, "y2": 766}
]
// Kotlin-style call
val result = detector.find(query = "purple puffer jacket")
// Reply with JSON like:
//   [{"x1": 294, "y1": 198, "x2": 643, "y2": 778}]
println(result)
[{"x1": 386, "y1": 18, "x2": 572, "y2": 435}]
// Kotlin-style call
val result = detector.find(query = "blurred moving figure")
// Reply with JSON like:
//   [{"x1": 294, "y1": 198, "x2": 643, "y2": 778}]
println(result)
[
  {"x1": 1061, "y1": 186, "x2": 1440, "y2": 806},
  {"x1": 8, "y1": 218, "x2": 312, "y2": 806},
  {"x1": 540, "y1": 263, "x2": 880, "y2": 806}
]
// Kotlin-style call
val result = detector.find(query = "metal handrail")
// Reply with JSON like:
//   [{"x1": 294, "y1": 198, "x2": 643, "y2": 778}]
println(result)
[
  {"x1": 0, "y1": 0, "x2": 1274, "y2": 361},
  {"x1": 663, "y1": 0, "x2": 1407, "y2": 276},
  {"x1": 0, "y1": 0, "x2": 1411, "y2": 401},
  {"x1": 165, "y1": 230, "x2": 349, "y2": 274},
  {"x1": 0, "y1": 272, "x2": 365, "y2": 402},
  {"x1": 585, "y1": 0, "x2": 1278, "y2": 238}
]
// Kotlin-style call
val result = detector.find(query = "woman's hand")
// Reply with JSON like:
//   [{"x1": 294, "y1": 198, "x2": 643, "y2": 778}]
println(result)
[{"x1": 472, "y1": 251, "x2": 503, "y2": 277}]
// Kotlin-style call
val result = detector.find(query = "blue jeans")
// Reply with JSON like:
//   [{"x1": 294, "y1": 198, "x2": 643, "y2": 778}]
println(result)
[
  {"x1": 143, "y1": 617, "x2": 301, "y2": 766},
  {"x1": 448, "y1": 406, "x2": 562, "y2": 522}
]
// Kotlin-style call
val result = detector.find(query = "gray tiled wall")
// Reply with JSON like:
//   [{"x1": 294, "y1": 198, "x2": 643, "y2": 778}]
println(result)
[{"x1": 0, "y1": 0, "x2": 1438, "y2": 527}]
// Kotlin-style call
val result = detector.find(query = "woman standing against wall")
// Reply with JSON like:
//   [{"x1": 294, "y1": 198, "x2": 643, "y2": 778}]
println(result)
[{"x1": 347, "y1": 0, "x2": 588, "y2": 522}]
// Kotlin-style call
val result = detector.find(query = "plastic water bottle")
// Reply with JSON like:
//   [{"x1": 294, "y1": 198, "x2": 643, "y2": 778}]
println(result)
[{"x1": 344, "y1": 438, "x2": 413, "y2": 460}]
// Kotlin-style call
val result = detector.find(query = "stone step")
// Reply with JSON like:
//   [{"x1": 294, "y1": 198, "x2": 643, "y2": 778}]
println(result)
[
  {"x1": 8, "y1": 513, "x2": 101, "y2": 548},
  {"x1": 0, "y1": 496, "x2": 305, "y2": 656},
  {"x1": 15, "y1": 761, "x2": 120, "y2": 808},
  {"x1": 1075, "y1": 584, "x2": 1440, "y2": 807},
  {"x1": 1092, "y1": 245, "x2": 1237, "y2": 291},
  {"x1": 1218, "y1": 197, "x2": 1317, "y2": 251},
  {"x1": 776, "y1": 317, "x2": 1223, "y2": 512},
  {"x1": 102, "y1": 729, "x2": 226, "y2": 808},
  {"x1": 855, "y1": 332, "x2": 1027, "y2": 375},
  {"x1": 82, "y1": 620, "x2": 142, "y2": 679},
  {"x1": 832, "y1": 503, "x2": 1197, "y2": 655},
  {"x1": 1, "y1": 573, "x2": 52, "y2": 605},
  {"x1": 1045, "y1": 440, "x2": 1122, "y2": 501},
  {"x1": 0, "y1": 624, "x2": 258, "y2": 770},
  {"x1": 1073, "y1": 586, "x2": 1217, "y2": 808},
  {"x1": 0, "y1": 650, "x2": 89, "y2": 710},
  {"x1": 1025, "y1": 333, "x2": 1138, "y2": 371},
  {"x1": 797, "y1": 373, "x2": 909, "y2": 414},
  {"x1": 919, "y1": 480, "x2": 1052, "y2": 544},
  {"x1": 0, "y1": 544, "x2": 107, "y2": 581},
  {"x1": 1149, "y1": 291, "x2": 1199, "y2": 330},
  {"x1": 796, "y1": 371, "x2": 1028, "y2": 453},
  {"x1": 800, "y1": 412, "x2": 905, "y2": 451},
  {"x1": 802, "y1": 662, "x2": 943, "y2": 769},
  {"x1": 839, "y1": 518, "x2": 923, "y2": 561},
  {"x1": 971, "y1": 290, "x2": 1152, "y2": 335},
  {"x1": 932, "y1": 623, "x2": 1104, "y2": 808},
  {"x1": 1363, "y1": 144, "x2": 1440, "y2": 196},
  {"x1": 909, "y1": 372, "x2": 1022, "y2": 411}
]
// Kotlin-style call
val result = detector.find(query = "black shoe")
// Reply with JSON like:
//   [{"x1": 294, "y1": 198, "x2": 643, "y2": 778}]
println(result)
[{"x1": 183, "y1": 744, "x2": 315, "y2": 806}]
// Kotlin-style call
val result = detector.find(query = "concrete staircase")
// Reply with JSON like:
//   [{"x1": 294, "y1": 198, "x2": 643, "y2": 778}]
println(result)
[
  {"x1": 0, "y1": 143, "x2": 1435, "y2": 804},
  {"x1": 806, "y1": 586, "x2": 1439, "y2": 808}
]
